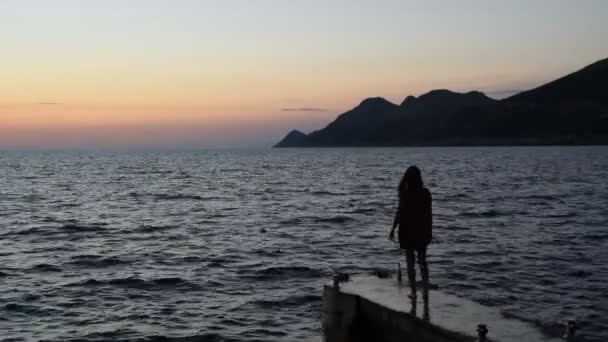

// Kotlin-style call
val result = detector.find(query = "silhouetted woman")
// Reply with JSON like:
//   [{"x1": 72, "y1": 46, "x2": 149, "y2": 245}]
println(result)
[{"x1": 389, "y1": 165, "x2": 432, "y2": 300}]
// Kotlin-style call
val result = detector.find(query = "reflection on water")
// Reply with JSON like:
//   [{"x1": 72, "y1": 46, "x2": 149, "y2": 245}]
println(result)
[{"x1": 408, "y1": 289, "x2": 430, "y2": 322}]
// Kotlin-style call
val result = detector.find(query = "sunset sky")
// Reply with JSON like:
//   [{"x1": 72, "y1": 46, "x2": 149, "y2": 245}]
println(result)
[{"x1": 1, "y1": 0, "x2": 607, "y2": 148}]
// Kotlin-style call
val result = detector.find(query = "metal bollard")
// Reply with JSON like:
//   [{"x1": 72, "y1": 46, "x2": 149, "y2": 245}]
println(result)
[
  {"x1": 332, "y1": 272, "x2": 349, "y2": 290},
  {"x1": 332, "y1": 274, "x2": 340, "y2": 290},
  {"x1": 563, "y1": 320, "x2": 576, "y2": 339},
  {"x1": 476, "y1": 324, "x2": 488, "y2": 342}
]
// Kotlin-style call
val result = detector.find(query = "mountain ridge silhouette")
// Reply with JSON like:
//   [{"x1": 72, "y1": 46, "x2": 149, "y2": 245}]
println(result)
[{"x1": 275, "y1": 57, "x2": 608, "y2": 147}]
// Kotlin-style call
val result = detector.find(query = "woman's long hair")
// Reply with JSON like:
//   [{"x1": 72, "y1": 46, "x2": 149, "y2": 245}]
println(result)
[{"x1": 398, "y1": 165, "x2": 424, "y2": 200}]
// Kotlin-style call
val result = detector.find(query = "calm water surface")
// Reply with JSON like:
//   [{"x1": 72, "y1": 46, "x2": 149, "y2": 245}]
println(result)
[{"x1": 0, "y1": 147, "x2": 607, "y2": 341}]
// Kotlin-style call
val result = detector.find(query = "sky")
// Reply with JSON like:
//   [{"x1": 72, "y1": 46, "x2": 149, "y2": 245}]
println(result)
[{"x1": 1, "y1": 0, "x2": 607, "y2": 148}]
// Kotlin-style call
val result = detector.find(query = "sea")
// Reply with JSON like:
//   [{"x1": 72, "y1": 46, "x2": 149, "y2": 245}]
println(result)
[{"x1": 0, "y1": 146, "x2": 606, "y2": 342}]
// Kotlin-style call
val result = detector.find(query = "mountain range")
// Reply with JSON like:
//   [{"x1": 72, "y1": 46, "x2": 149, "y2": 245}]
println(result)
[{"x1": 275, "y1": 57, "x2": 608, "y2": 147}]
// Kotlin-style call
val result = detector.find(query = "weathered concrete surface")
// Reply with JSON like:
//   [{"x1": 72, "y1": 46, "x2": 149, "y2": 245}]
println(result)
[{"x1": 322, "y1": 276, "x2": 563, "y2": 342}]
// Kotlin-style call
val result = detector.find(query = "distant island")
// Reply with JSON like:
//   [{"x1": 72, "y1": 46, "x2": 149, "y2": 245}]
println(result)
[{"x1": 275, "y1": 57, "x2": 608, "y2": 147}]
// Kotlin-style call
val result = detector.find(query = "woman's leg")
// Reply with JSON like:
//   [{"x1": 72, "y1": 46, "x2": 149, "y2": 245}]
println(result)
[
  {"x1": 417, "y1": 247, "x2": 429, "y2": 300},
  {"x1": 405, "y1": 249, "x2": 417, "y2": 296}
]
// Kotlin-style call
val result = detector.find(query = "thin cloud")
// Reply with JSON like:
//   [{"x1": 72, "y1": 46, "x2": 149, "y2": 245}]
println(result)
[
  {"x1": 281, "y1": 107, "x2": 328, "y2": 112},
  {"x1": 38, "y1": 102, "x2": 63, "y2": 105}
]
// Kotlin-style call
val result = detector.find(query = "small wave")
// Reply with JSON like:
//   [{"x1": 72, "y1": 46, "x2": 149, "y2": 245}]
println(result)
[
  {"x1": 245, "y1": 328, "x2": 288, "y2": 338},
  {"x1": 14, "y1": 226, "x2": 48, "y2": 236},
  {"x1": 207, "y1": 255, "x2": 242, "y2": 265},
  {"x1": 70, "y1": 276, "x2": 201, "y2": 291},
  {"x1": 580, "y1": 233, "x2": 607, "y2": 241},
  {"x1": 68, "y1": 255, "x2": 129, "y2": 268},
  {"x1": 279, "y1": 217, "x2": 302, "y2": 225},
  {"x1": 76, "y1": 279, "x2": 103, "y2": 286},
  {"x1": 194, "y1": 195, "x2": 225, "y2": 201},
  {"x1": 109, "y1": 277, "x2": 181, "y2": 289},
  {"x1": 451, "y1": 193, "x2": 469, "y2": 198},
  {"x1": 248, "y1": 266, "x2": 322, "y2": 280},
  {"x1": 524, "y1": 194, "x2": 560, "y2": 201},
  {"x1": 29, "y1": 263, "x2": 62, "y2": 273},
  {"x1": 154, "y1": 194, "x2": 205, "y2": 201},
  {"x1": 436, "y1": 193, "x2": 470, "y2": 201},
  {"x1": 135, "y1": 224, "x2": 177, "y2": 233},
  {"x1": 134, "y1": 333, "x2": 241, "y2": 342},
  {"x1": 127, "y1": 192, "x2": 204, "y2": 201},
  {"x1": 172, "y1": 171, "x2": 191, "y2": 179},
  {"x1": 345, "y1": 208, "x2": 376, "y2": 215},
  {"x1": 544, "y1": 212, "x2": 577, "y2": 218},
  {"x1": 22, "y1": 194, "x2": 46, "y2": 202},
  {"x1": 3, "y1": 302, "x2": 61, "y2": 316},
  {"x1": 254, "y1": 249, "x2": 284, "y2": 257},
  {"x1": 125, "y1": 170, "x2": 174, "y2": 175},
  {"x1": 316, "y1": 216, "x2": 354, "y2": 224},
  {"x1": 356, "y1": 232, "x2": 376, "y2": 239},
  {"x1": 22, "y1": 293, "x2": 41, "y2": 302},
  {"x1": 182, "y1": 255, "x2": 205, "y2": 262},
  {"x1": 219, "y1": 318, "x2": 248, "y2": 327},
  {"x1": 41, "y1": 216, "x2": 59, "y2": 223},
  {"x1": 281, "y1": 214, "x2": 355, "y2": 226},
  {"x1": 60, "y1": 223, "x2": 107, "y2": 232},
  {"x1": 58, "y1": 202, "x2": 81, "y2": 208},
  {"x1": 567, "y1": 270, "x2": 592, "y2": 278},
  {"x1": 459, "y1": 209, "x2": 507, "y2": 218},
  {"x1": 543, "y1": 219, "x2": 577, "y2": 227},
  {"x1": 207, "y1": 260, "x2": 227, "y2": 268},
  {"x1": 77, "y1": 329, "x2": 142, "y2": 341},
  {"x1": 310, "y1": 190, "x2": 345, "y2": 196},
  {"x1": 443, "y1": 225, "x2": 470, "y2": 231},
  {"x1": 281, "y1": 294, "x2": 321, "y2": 306},
  {"x1": 475, "y1": 259, "x2": 503, "y2": 267},
  {"x1": 206, "y1": 212, "x2": 231, "y2": 219},
  {"x1": 153, "y1": 277, "x2": 193, "y2": 286},
  {"x1": 3, "y1": 303, "x2": 37, "y2": 314},
  {"x1": 362, "y1": 200, "x2": 386, "y2": 207}
]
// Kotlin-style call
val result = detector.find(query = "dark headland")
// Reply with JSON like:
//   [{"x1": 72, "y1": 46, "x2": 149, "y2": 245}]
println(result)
[{"x1": 275, "y1": 57, "x2": 608, "y2": 147}]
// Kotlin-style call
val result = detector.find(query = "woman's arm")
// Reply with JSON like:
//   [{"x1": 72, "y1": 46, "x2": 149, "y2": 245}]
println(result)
[
  {"x1": 389, "y1": 210, "x2": 399, "y2": 240},
  {"x1": 425, "y1": 190, "x2": 433, "y2": 243}
]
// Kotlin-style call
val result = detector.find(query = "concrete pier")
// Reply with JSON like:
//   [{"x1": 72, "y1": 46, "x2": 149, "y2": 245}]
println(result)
[{"x1": 321, "y1": 276, "x2": 564, "y2": 342}]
